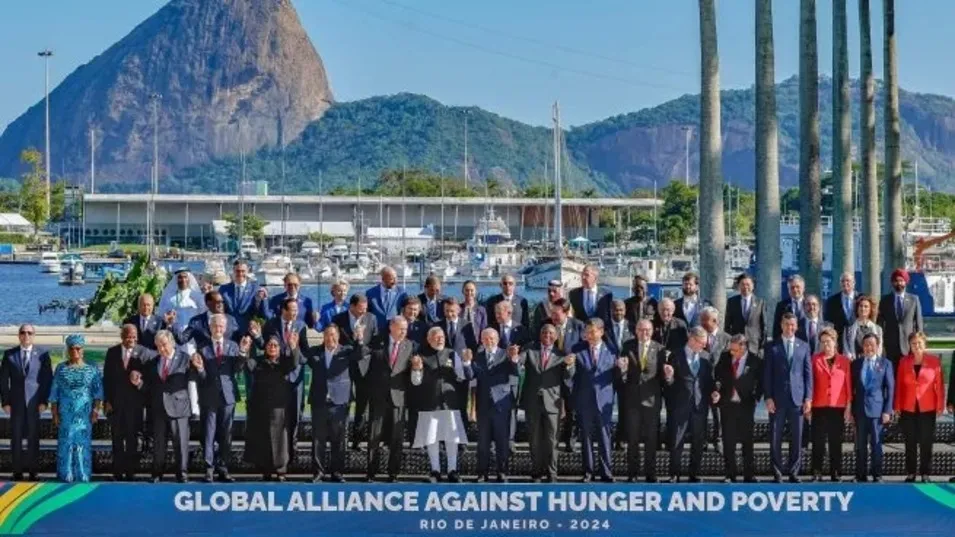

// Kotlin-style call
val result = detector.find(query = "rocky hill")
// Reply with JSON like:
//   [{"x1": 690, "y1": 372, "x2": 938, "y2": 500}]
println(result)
[{"x1": 0, "y1": 0, "x2": 332, "y2": 185}]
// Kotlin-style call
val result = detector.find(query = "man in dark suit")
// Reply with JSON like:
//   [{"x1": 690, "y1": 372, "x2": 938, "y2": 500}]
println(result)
[
  {"x1": 259, "y1": 297, "x2": 309, "y2": 462},
  {"x1": 133, "y1": 330, "x2": 197, "y2": 483},
  {"x1": 605, "y1": 299, "x2": 635, "y2": 450},
  {"x1": 484, "y1": 273, "x2": 530, "y2": 328},
  {"x1": 366, "y1": 266, "x2": 407, "y2": 333},
  {"x1": 625, "y1": 275, "x2": 659, "y2": 329},
  {"x1": 675, "y1": 272, "x2": 706, "y2": 327},
  {"x1": 194, "y1": 314, "x2": 248, "y2": 483},
  {"x1": 851, "y1": 333, "x2": 894, "y2": 482},
  {"x1": 267, "y1": 272, "x2": 317, "y2": 328},
  {"x1": 569, "y1": 264, "x2": 613, "y2": 324},
  {"x1": 441, "y1": 298, "x2": 479, "y2": 430},
  {"x1": 877, "y1": 269, "x2": 924, "y2": 369},
  {"x1": 714, "y1": 334, "x2": 763, "y2": 482},
  {"x1": 358, "y1": 317, "x2": 413, "y2": 482},
  {"x1": 949, "y1": 359, "x2": 955, "y2": 484},
  {"x1": 700, "y1": 306, "x2": 730, "y2": 453},
  {"x1": 824, "y1": 271, "x2": 857, "y2": 353},
  {"x1": 463, "y1": 328, "x2": 519, "y2": 483},
  {"x1": 773, "y1": 275, "x2": 807, "y2": 341},
  {"x1": 333, "y1": 293, "x2": 379, "y2": 451},
  {"x1": 546, "y1": 298, "x2": 584, "y2": 453},
  {"x1": 796, "y1": 295, "x2": 831, "y2": 355},
  {"x1": 124, "y1": 294, "x2": 166, "y2": 350},
  {"x1": 566, "y1": 318, "x2": 617, "y2": 482},
  {"x1": 219, "y1": 259, "x2": 268, "y2": 333},
  {"x1": 615, "y1": 319, "x2": 664, "y2": 482},
  {"x1": 0, "y1": 324, "x2": 53, "y2": 481},
  {"x1": 662, "y1": 327, "x2": 714, "y2": 482},
  {"x1": 515, "y1": 324, "x2": 566, "y2": 482},
  {"x1": 724, "y1": 273, "x2": 767, "y2": 356},
  {"x1": 401, "y1": 297, "x2": 429, "y2": 347},
  {"x1": 418, "y1": 274, "x2": 446, "y2": 325},
  {"x1": 303, "y1": 325, "x2": 360, "y2": 482},
  {"x1": 491, "y1": 299, "x2": 530, "y2": 445},
  {"x1": 654, "y1": 298, "x2": 689, "y2": 353},
  {"x1": 763, "y1": 313, "x2": 813, "y2": 483},
  {"x1": 103, "y1": 324, "x2": 152, "y2": 480},
  {"x1": 318, "y1": 280, "x2": 350, "y2": 331},
  {"x1": 172, "y1": 291, "x2": 239, "y2": 350}
]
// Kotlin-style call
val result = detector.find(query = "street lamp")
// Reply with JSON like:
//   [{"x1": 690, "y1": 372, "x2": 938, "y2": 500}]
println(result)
[
  {"x1": 38, "y1": 49, "x2": 53, "y2": 216},
  {"x1": 463, "y1": 109, "x2": 471, "y2": 188},
  {"x1": 148, "y1": 92, "x2": 161, "y2": 257}
]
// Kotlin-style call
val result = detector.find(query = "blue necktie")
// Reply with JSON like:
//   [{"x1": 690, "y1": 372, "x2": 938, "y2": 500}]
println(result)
[
  {"x1": 863, "y1": 360, "x2": 872, "y2": 387},
  {"x1": 843, "y1": 295, "x2": 851, "y2": 319},
  {"x1": 587, "y1": 291, "x2": 595, "y2": 316},
  {"x1": 743, "y1": 297, "x2": 750, "y2": 320},
  {"x1": 896, "y1": 296, "x2": 904, "y2": 319},
  {"x1": 785, "y1": 340, "x2": 793, "y2": 366},
  {"x1": 428, "y1": 300, "x2": 437, "y2": 319},
  {"x1": 689, "y1": 354, "x2": 699, "y2": 376}
]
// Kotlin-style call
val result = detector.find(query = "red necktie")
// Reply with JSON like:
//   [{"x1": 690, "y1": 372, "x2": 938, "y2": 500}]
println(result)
[
  {"x1": 389, "y1": 342, "x2": 400, "y2": 367},
  {"x1": 161, "y1": 356, "x2": 171, "y2": 381},
  {"x1": 732, "y1": 358, "x2": 741, "y2": 399},
  {"x1": 542, "y1": 349, "x2": 550, "y2": 368},
  {"x1": 216, "y1": 343, "x2": 223, "y2": 365},
  {"x1": 284, "y1": 323, "x2": 292, "y2": 342}
]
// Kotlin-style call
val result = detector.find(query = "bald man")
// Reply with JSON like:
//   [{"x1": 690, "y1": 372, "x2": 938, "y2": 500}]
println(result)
[{"x1": 367, "y1": 267, "x2": 408, "y2": 333}]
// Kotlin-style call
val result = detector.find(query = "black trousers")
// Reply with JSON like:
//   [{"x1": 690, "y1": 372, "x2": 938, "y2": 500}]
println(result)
[
  {"x1": 623, "y1": 405, "x2": 659, "y2": 479},
  {"x1": 312, "y1": 402, "x2": 349, "y2": 477},
  {"x1": 614, "y1": 392, "x2": 627, "y2": 446},
  {"x1": 811, "y1": 407, "x2": 845, "y2": 476},
  {"x1": 559, "y1": 389, "x2": 577, "y2": 449},
  {"x1": 367, "y1": 401, "x2": 405, "y2": 477},
  {"x1": 668, "y1": 411, "x2": 707, "y2": 479},
  {"x1": 110, "y1": 406, "x2": 142, "y2": 477},
  {"x1": 721, "y1": 403, "x2": 755, "y2": 480},
  {"x1": 352, "y1": 380, "x2": 370, "y2": 447},
  {"x1": 10, "y1": 407, "x2": 41, "y2": 476},
  {"x1": 901, "y1": 411, "x2": 936, "y2": 476}
]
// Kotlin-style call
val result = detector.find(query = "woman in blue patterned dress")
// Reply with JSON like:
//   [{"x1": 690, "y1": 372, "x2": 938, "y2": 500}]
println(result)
[{"x1": 49, "y1": 334, "x2": 103, "y2": 483}]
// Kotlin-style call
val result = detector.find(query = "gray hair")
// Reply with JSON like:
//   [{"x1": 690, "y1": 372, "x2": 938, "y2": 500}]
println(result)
[
  {"x1": 803, "y1": 294, "x2": 820, "y2": 307},
  {"x1": 788, "y1": 274, "x2": 805, "y2": 286},
  {"x1": 688, "y1": 326, "x2": 708, "y2": 341},
  {"x1": 583, "y1": 264, "x2": 599, "y2": 275},
  {"x1": 390, "y1": 316, "x2": 408, "y2": 328},
  {"x1": 481, "y1": 327, "x2": 500, "y2": 341},
  {"x1": 700, "y1": 306, "x2": 720, "y2": 322},
  {"x1": 426, "y1": 326, "x2": 445, "y2": 340},
  {"x1": 636, "y1": 319, "x2": 653, "y2": 331},
  {"x1": 659, "y1": 297, "x2": 676, "y2": 310},
  {"x1": 586, "y1": 318, "x2": 605, "y2": 331},
  {"x1": 495, "y1": 300, "x2": 513, "y2": 314},
  {"x1": 729, "y1": 333, "x2": 748, "y2": 347},
  {"x1": 209, "y1": 313, "x2": 227, "y2": 327},
  {"x1": 154, "y1": 329, "x2": 174, "y2": 346},
  {"x1": 611, "y1": 299, "x2": 626, "y2": 309}
]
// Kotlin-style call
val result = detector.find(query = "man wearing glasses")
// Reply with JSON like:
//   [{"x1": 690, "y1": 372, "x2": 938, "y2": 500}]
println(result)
[
  {"x1": 484, "y1": 274, "x2": 530, "y2": 329},
  {"x1": 0, "y1": 324, "x2": 53, "y2": 481},
  {"x1": 268, "y1": 273, "x2": 317, "y2": 329}
]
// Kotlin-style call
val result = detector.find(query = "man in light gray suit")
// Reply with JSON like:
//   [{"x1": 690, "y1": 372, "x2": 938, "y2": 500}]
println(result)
[
  {"x1": 132, "y1": 330, "x2": 198, "y2": 483},
  {"x1": 877, "y1": 269, "x2": 924, "y2": 370},
  {"x1": 701, "y1": 306, "x2": 730, "y2": 453}
]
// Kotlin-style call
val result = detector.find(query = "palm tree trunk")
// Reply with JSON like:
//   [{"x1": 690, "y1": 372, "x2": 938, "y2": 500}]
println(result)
[
  {"x1": 859, "y1": 0, "x2": 880, "y2": 297},
  {"x1": 799, "y1": 0, "x2": 822, "y2": 296},
  {"x1": 831, "y1": 0, "x2": 853, "y2": 283},
  {"x1": 755, "y1": 0, "x2": 781, "y2": 305},
  {"x1": 883, "y1": 0, "x2": 903, "y2": 282},
  {"x1": 698, "y1": 0, "x2": 726, "y2": 315}
]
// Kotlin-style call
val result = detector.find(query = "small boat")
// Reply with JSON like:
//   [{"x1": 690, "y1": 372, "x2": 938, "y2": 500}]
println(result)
[
  {"x1": 256, "y1": 251, "x2": 293, "y2": 287},
  {"x1": 239, "y1": 237, "x2": 260, "y2": 259},
  {"x1": 429, "y1": 259, "x2": 458, "y2": 279},
  {"x1": 300, "y1": 240, "x2": 323, "y2": 257},
  {"x1": 339, "y1": 259, "x2": 370, "y2": 282},
  {"x1": 39, "y1": 252, "x2": 61, "y2": 274},
  {"x1": 58, "y1": 255, "x2": 85, "y2": 286}
]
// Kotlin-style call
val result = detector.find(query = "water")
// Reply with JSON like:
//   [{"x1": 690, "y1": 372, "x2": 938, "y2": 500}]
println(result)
[{"x1": 2, "y1": 263, "x2": 630, "y2": 326}]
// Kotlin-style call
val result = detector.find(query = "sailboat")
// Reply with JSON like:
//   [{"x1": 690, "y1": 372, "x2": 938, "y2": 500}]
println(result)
[{"x1": 522, "y1": 101, "x2": 586, "y2": 289}]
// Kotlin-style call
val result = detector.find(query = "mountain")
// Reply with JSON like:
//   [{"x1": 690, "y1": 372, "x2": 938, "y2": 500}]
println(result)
[{"x1": 0, "y1": 0, "x2": 332, "y2": 185}]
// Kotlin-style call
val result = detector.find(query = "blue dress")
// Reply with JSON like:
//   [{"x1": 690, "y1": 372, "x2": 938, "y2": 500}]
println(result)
[{"x1": 49, "y1": 363, "x2": 103, "y2": 483}]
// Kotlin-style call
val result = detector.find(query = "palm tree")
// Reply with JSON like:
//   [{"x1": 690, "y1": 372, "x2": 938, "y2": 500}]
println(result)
[
  {"x1": 883, "y1": 0, "x2": 903, "y2": 282},
  {"x1": 799, "y1": 0, "x2": 822, "y2": 296},
  {"x1": 859, "y1": 0, "x2": 880, "y2": 297},
  {"x1": 755, "y1": 0, "x2": 781, "y2": 305},
  {"x1": 831, "y1": 0, "x2": 853, "y2": 282},
  {"x1": 698, "y1": 0, "x2": 726, "y2": 314}
]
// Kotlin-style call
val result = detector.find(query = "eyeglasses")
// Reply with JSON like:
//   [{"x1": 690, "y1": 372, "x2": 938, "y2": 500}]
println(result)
[{"x1": 19, "y1": 331, "x2": 34, "y2": 335}]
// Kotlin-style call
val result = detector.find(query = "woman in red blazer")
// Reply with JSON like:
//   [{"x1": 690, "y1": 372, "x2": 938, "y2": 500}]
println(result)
[
  {"x1": 809, "y1": 328, "x2": 852, "y2": 482},
  {"x1": 894, "y1": 331, "x2": 945, "y2": 482}
]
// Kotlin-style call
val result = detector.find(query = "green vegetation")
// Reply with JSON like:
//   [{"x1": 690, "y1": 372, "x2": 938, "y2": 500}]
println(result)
[
  {"x1": 85, "y1": 257, "x2": 167, "y2": 327},
  {"x1": 18, "y1": 149, "x2": 48, "y2": 236},
  {"x1": 223, "y1": 212, "x2": 267, "y2": 244}
]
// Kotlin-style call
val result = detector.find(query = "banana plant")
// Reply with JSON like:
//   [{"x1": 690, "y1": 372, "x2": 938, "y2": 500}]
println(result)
[{"x1": 85, "y1": 257, "x2": 169, "y2": 327}]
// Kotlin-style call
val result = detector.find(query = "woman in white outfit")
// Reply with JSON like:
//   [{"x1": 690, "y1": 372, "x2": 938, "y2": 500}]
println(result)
[{"x1": 410, "y1": 327, "x2": 468, "y2": 482}]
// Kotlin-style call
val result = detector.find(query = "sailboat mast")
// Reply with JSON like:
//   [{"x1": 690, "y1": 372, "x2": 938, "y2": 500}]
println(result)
[{"x1": 553, "y1": 101, "x2": 563, "y2": 260}]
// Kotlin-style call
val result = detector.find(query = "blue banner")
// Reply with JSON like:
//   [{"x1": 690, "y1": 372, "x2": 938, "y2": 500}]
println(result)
[{"x1": 3, "y1": 482, "x2": 955, "y2": 536}]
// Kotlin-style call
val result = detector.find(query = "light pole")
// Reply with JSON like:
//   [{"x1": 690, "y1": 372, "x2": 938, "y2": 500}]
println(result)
[
  {"x1": 38, "y1": 49, "x2": 53, "y2": 217},
  {"x1": 683, "y1": 126, "x2": 692, "y2": 186},
  {"x1": 149, "y1": 92, "x2": 161, "y2": 257},
  {"x1": 463, "y1": 109, "x2": 471, "y2": 188}
]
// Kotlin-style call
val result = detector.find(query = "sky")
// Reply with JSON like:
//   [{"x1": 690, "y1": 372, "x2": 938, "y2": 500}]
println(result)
[{"x1": 0, "y1": 0, "x2": 952, "y2": 131}]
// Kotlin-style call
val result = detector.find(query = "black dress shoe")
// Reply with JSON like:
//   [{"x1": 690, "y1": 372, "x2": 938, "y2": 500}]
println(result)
[
  {"x1": 152, "y1": 476, "x2": 162, "y2": 483},
  {"x1": 112, "y1": 474, "x2": 124, "y2": 482},
  {"x1": 532, "y1": 477, "x2": 542, "y2": 483},
  {"x1": 872, "y1": 476, "x2": 883, "y2": 483},
  {"x1": 581, "y1": 474, "x2": 593, "y2": 483},
  {"x1": 428, "y1": 471, "x2": 440, "y2": 484},
  {"x1": 12, "y1": 473, "x2": 23, "y2": 481},
  {"x1": 904, "y1": 475, "x2": 916, "y2": 483},
  {"x1": 599, "y1": 475, "x2": 615, "y2": 484},
  {"x1": 744, "y1": 477, "x2": 758, "y2": 484},
  {"x1": 125, "y1": 473, "x2": 136, "y2": 482},
  {"x1": 544, "y1": 476, "x2": 556, "y2": 484},
  {"x1": 920, "y1": 476, "x2": 931, "y2": 483},
  {"x1": 628, "y1": 476, "x2": 638, "y2": 483},
  {"x1": 218, "y1": 473, "x2": 235, "y2": 483},
  {"x1": 688, "y1": 476, "x2": 701, "y2": 483},
  {"x1": 661, "y1": 477, "x2": 675, "y2": 484},
  {"x1": 28, "y1": 473, "x2": 38, "y2": 482},
  {"x1": 262, "y1": 473, "x2": 273, "y2": 482},
  {"x1": 773, "y1": 476, "x2": 782, "y2": 483},
  {"x1": 177, "y1": 475, "x2": 190, "y2": 484},
  {"x1": 277, "y1": 475, "x2": 287, "y2": 483},
  {"x1": 476, "y1": 475, "x2": 488, "y2": 484},
  {"x1": 646, "y1": 476, "x2": 658, "y2": 483},
  {"x1": 313, "y1": 474, "x2": 324, "y2": 483},
  {"x1": 447, "y1": 471, "x2": 461, "y2": 483},
  {"x1": 386, "y1": 475, "x2": 398, "y2": 483},
  {"x1": 830, "y1": 475, "x2": 841, "y2": 483},
  {"x1": 788, "y1": 475, "x2": 801, "y2": 484},
  {"x1": 949, "y1": 477, "x2": 955, "y2": 484},
  {"x1": 331, "y1": 473, "x2": 345, "y2": 483},
  {"x1": 496, "y1": 474, "x2": 508, "y2": 484},
  {"x1": 203, "y1": 474, "x2": 214, "y2": 484},
  {"x1": 854, "y1": 476, "x2": 868, "y2": 483},
  {"x1": 366, "y1": 474, "x2": 377, "y2": 483},
  {"x1": 809, "y1": 473, "x2": 822, "y2": 482},
  {"x1": 724, "y1": 477, "x2": 736, "y2": 484}
]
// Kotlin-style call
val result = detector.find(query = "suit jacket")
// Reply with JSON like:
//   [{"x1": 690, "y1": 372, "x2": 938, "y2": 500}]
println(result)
[
  {"x1": 877, "y1": 292, "x2": 924, "y2": 360},
  {"x1": 195, "y1": 339, "x2": 246, "y2": 408},
  {"x1": 174, "y1": 311, "x2": 239, "y2": 349},
  {"x1": 267, "y1": 293, "x2": 316, "y2": 329},
  {"x1": 772, "y1": 297, "x2": 807, "y2": 341},
  {"x1": 484, "y1": 293, "x2": 530, "y2": 328},
  {"x1": 544, "y1": 318, "x2": 585, "y2": 355},
  {"x1": 417, "y1": 293, "x2": 447, "y2": 325},
  {"x1": 949, "y1": 353, "x2": 955, "y2": 408},
  {"x1": 405, "y1": 318, "x2": 430, "y2": 347},
  {"x1": 411, "y1": 348, "x2": 466, "y2": 411},
  {"x1": 624, "y1": 296, "x2": 659, "y2": 329},
  {"x1": 464, "y1": 347, "x2": 517, "y2": 413},
  {"x1": 714, "y1": 351, "x2": 763, "y2": 408},
  {"x1": 851, "y1": 356, "x2": 894, "y2": 418},
  {"x1": 123, "y1": 314, "x2": 166, "y2": 350},
  {"x1": 138, "y1": 351, "x2": 195, "y2": 419},
  {"x1": 653, "y1": 317, "x2": 689, "y2": 353},
  {"x1": 569, "y1": 286, "x2": 613, "y2": 324},
  {"x1": 566, "y1": 343, "x2": 616, "y2": 421},
  {"x1": 360, "y1": 336, "x2": 413, "y2": 408},
  {"x1": 332, "y1": 311, "x2": 378, "y2": 348},
  {"x1": 795, "y1": 318, "x2": 832, "y2": 356},
  {"x1": 663, "y1": 348, "x2": 714, "y2": 420},
  {"x1": 615, "y1": 339, "x2": 665, "y2": 409},
  {"x1": 366, "y1": 284, "x2": 408, "y2": 333},
  {"x1": 303, "y1": 345, "x2": 360, "y2": 407},
  {"x1": 317, "y1": 300, "x2": 349, "y2": 331},
  {"x1": 703, "y1": 330, "x2": 731, "y2": 366},
  {"x1": 604, "y1": 319, "x2": 635, "y2": 358},
  {"x1": 103, "y1": 344, "x2": 152, "y2": 410},
  {"x1": 517, "y1": 343, "x2": 567, "y2": 414},
  {"x1": 674, "y1": 295, "x2": 707, "y2": 327},
  {"x1": 219, "y1": 280, "x2": 267, "y2": 331},
  {"x1": 824, "y1": 292, "x2": 857, "y2": 352},
  {"x1": 460, "y1": 303, "x2": 488, "y2": 336},
  {"x1": 724, "y1": 294, "x2": 767, "y2": 355},
  {"x1": 0, "y1": 347, "x2": 53, "y2": 411},
  {"x1": 810, "y1": 353, "x2": 852, "y2": 409},
  {"x1": 894, "y1": 354, "x2": 945, "y2": 414},
  {"x1": 258, "y1": 317, "x2": 309, "y2": 408},
  {"x1": 439, "y1": 318, "x2": 479, "y2": 355},
  {"x1": 492, "y1": 322, "x2": 531, "y2": 350},
  {"x1": 762, "y1": 338, "x2": 813, "y2": 408}
]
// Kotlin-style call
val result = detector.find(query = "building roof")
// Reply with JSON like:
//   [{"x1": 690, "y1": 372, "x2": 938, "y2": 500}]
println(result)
[
  {"x1": 211, "y1": 220, "x2": 355, "y2": 238},
  {"x1": 0, "y1": 213, "x2": 31, "y2": 227},
  {"x1": 366, "y1": 226, "x2": 435, "y2": 239}
]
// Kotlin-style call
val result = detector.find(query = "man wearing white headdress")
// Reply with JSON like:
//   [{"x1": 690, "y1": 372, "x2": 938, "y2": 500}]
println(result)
[{"x1": 160, "y1": 269, "x2": 207, "y2": 340}]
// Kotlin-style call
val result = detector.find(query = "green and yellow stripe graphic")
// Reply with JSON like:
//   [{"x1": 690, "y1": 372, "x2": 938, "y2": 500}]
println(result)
[
  {"x1": 913, "y1": 483, "x2": 955, "y2": 510},
  {"x1": 0, "y1": 482, "x2": 98, "y2": 535}
]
